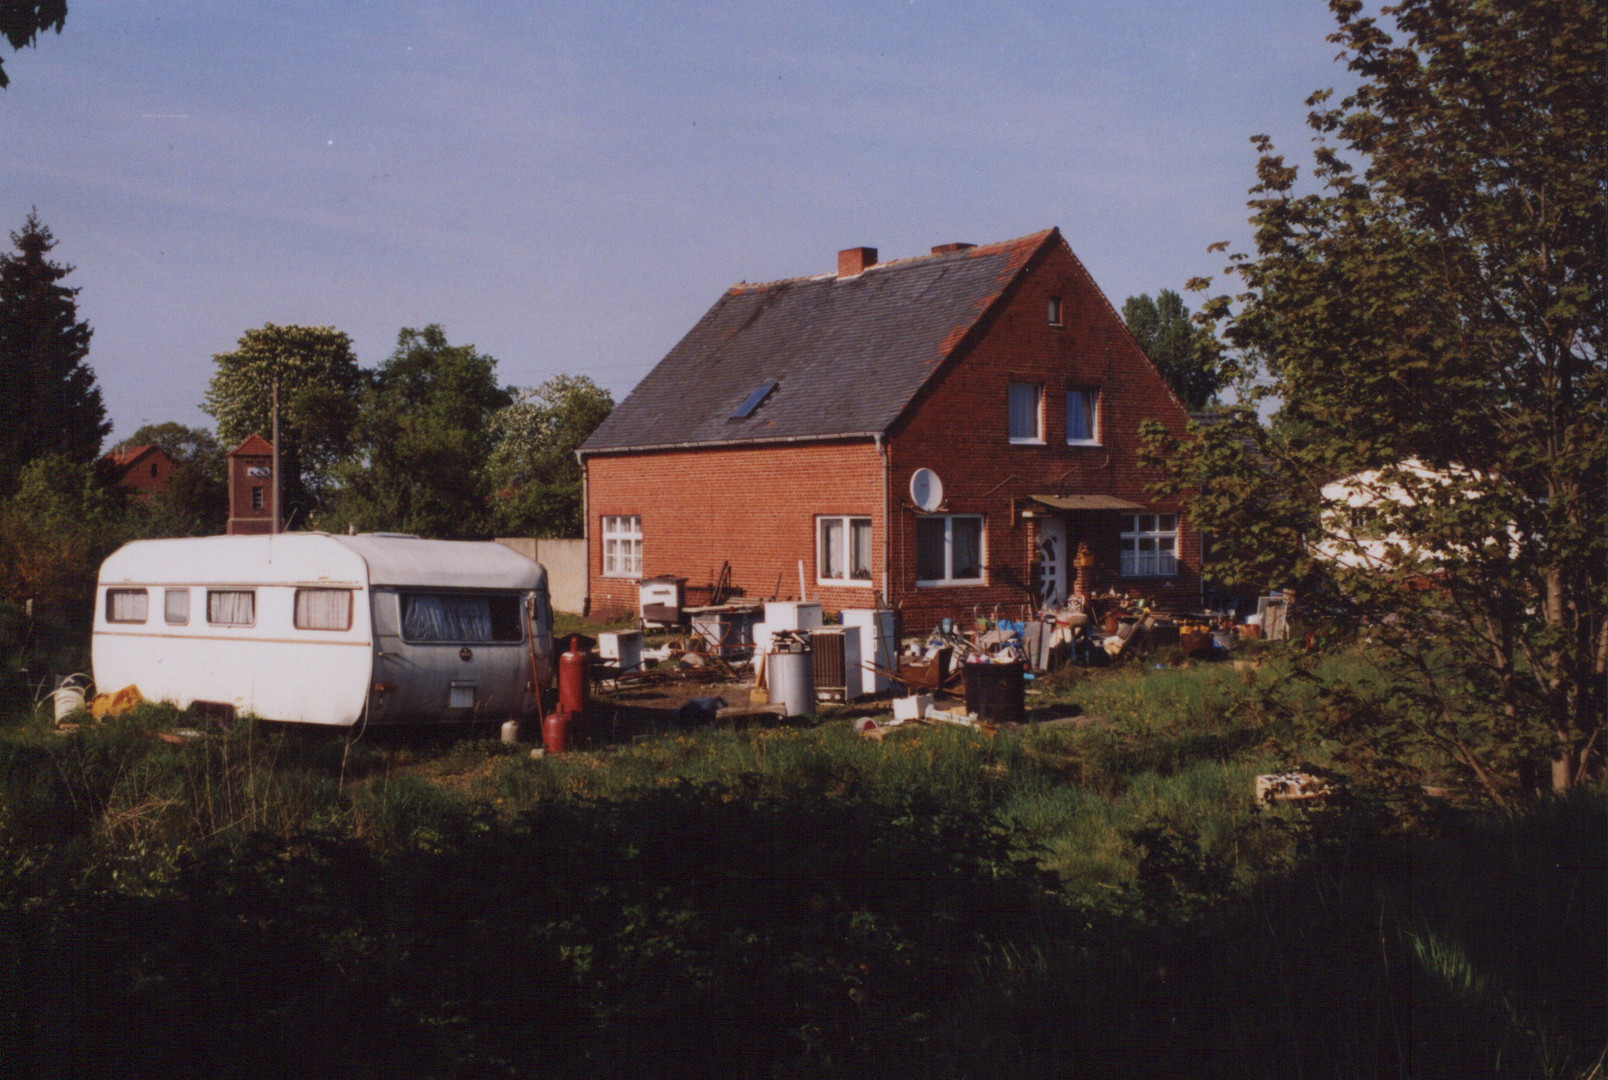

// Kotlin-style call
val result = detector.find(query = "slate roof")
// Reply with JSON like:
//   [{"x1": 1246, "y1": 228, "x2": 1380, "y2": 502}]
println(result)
[{"x1": 581, "y1": 229, "x2": 1059, "y2": 454}]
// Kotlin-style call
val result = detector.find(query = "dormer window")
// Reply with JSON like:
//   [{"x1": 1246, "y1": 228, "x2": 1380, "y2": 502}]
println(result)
[{"x1": 1047, "y1": 296, "x2": 1063, "y2": 326}]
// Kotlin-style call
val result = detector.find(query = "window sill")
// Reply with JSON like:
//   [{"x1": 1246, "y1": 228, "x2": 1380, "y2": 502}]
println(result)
[
  {"x1": 1065, "y1": 439, "x2": 1102, "y2": 448},
  {"x1": 818, "y1": 578, "x2": 876, "y2": 588},
  {"x1": 1009, "y1": 437, "x2": 1046, "y2": 446},
  {"x1": 915, "y1": 579, "x2": 987, "y2": 588}
]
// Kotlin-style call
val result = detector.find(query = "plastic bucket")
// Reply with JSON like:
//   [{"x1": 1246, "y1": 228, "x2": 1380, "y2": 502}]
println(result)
[{"x1": 53, "y1": 684, "x2": 86, "y2": 722}]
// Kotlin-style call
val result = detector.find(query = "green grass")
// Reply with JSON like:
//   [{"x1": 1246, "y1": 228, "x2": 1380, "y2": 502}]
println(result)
[{"x1": 0, "y1": 649, "x2": 1601, "y2": 1078}]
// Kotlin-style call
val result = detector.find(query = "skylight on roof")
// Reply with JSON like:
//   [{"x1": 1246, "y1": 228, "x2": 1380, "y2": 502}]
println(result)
[{"x1": 730, "y1": 381, "x2": 777, "y2": 420}]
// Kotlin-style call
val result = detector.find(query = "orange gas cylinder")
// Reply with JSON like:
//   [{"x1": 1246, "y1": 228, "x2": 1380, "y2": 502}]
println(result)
[{"x1": 558, "y1": 635, "x2": 589, "y2": 719}]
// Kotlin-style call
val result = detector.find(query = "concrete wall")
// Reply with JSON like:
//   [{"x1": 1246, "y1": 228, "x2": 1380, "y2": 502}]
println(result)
[{"x1": 495, "y1": 538, "x2": 588, "y2": 614}]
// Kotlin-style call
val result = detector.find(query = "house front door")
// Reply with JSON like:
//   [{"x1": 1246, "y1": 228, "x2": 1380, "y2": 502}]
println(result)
[{"x1": 1036, "y1": 516, "x2": 1067, "y2": 606}]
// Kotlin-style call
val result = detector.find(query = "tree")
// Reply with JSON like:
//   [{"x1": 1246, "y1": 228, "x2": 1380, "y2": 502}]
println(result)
[
  {"x1": 202, "y1": 324, "x2": 363, "y2": 525},
  {"x1": 1146, "y1": 0, "x2": 1606, "y2": 797},
  {"x1": 485, "y1": 374, "x2": 613, "y2": 537},
  {"x1": 1122, "y1": 289, "x2": 1225, "y2": 410},
  {"x1": 320, "y1": 326, "x2": 512, "y2": 539},
  {"x1": 0, "y1": 453, "x2": 129, "y2": 614},
  {"x1": 113, "y1": 422, "x2": 228, "y2": 537},
  {"x1": 0, "y1": 211, "x2": 108, "y2": 499},
  {"x1": 0, "y1": 0, "x2": 66, "y2": 89}
]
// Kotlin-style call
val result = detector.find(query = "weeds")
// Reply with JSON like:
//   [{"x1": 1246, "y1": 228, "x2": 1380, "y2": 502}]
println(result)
[{"x1": 0, "y1": 650, "x2": 1601, "y2": 1077}]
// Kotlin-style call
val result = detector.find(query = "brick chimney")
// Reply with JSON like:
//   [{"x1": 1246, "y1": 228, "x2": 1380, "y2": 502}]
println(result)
[
  {"x1": 931, "y1": 242, "x2": 976, "y2": 255},
  {"x1": 837, "y1": 246, "x2": 877, "y2": 278}
]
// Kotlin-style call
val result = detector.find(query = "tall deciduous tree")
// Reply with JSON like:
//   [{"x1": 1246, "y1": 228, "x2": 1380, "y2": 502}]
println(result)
[
  {"x1": 486, "y1": 374, "x2": 614, "y2": 537},
  {"x1": 0, "y1": 0, "x2": 67, "y2": 89},
  {"x1": 321, "y1": 325, "x2": 511, "y2": 539},
  {"x1": 1146, "y1": 0, "x2": 1605, "y2": 797},
  {"x1": 0, "y1": 211, "x2": 108, "y2": 498},
  {"x1": 202, "y1": 324, "x2": 362, "y2": 524},
  {"x1": 1122, "y1": 289, "x2": 1224, "y2": 411}
]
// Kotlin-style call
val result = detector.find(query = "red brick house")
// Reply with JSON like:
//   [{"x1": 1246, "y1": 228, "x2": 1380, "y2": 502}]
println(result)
[
  {"x1": 106, "y1": 444, "x2": 176, "y2": 497},
  {"x1": 225, "y1": 433, "x2": 277, "y2": 535},
  {"x1": 578, "y1": 229, "x2": 1199, "y2": 628}
]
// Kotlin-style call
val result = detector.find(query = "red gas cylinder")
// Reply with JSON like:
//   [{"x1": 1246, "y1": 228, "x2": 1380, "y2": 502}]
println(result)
[
  {"x1": 558, "y1": 635, "x2": 589, "y2": 719},
  {"x1": 542, "y1": 709, "x2": 569, "y2": 754}
]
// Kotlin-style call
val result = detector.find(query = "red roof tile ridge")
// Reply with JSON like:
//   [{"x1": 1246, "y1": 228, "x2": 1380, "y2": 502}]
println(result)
[{"x1": 229, "y1": 433, "x2": 275, "y2": 456}]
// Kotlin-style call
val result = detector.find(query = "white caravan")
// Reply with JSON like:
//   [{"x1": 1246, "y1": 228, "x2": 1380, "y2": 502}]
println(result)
[{"x1": 92, "y1": 533, "x2": 555, "y2": 726}]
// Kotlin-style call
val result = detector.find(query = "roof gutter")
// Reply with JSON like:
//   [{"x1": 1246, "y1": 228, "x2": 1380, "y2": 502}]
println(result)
[{"x1": 577, "y1": 430, "x2": 885, "y2": 460}]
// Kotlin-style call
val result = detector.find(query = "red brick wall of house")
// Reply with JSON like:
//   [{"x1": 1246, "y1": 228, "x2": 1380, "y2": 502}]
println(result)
[
  {"x1": 113, "y1": 449, "x2": 175, "y2": 497},
  {"x1": 227, "y1": 449, "x2": 275, "y2": 536},
  {"x1": 883, "y1": 239, "x2": 1199, "y2": 628},
  {"x1": 585, "y1": 440, "x2": 887, "y2": 619},
  {"x1": 584, "y1": 237, "x2": 1201, "y2": 628}
]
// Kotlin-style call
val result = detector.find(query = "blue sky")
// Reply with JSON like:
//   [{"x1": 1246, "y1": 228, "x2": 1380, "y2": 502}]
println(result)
[{"x1": 3, "y1": 1, "x2": 1351, "y2": 443}]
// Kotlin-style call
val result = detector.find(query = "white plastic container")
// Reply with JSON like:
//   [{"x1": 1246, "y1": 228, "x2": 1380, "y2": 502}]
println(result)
[{"x1": 764, "y1": 601, "x2": 823, "y2": 632}]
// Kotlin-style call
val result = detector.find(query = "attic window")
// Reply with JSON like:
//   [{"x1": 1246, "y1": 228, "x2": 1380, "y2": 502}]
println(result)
[
  {"x1": 1047, "y1": 297, "x2": 1064, "y2": 326},
  {"x1": 730, "y1": 382, "x2": 777, "y2": 421}
]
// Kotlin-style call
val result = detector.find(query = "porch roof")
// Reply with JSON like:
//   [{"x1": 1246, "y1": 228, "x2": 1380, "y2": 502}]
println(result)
[{"x1": 1027, "y1": 494, "x2": 1145, "y2": 512}]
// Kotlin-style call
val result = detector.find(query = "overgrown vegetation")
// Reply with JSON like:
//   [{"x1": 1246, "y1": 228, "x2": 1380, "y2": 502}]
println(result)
[{"x1": 2, "y1": 650, "x2": 1600, "y2": 1078}]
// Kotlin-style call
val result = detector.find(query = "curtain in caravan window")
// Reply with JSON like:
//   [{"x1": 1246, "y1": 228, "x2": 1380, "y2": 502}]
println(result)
[
  {"x1": 401, "y1": 593, "x2": 520, "y2": 642},
  {"x1": 207, "y1": 590, "x2": 256, "y2": 626},
  {"x1": 295, "y1": 588, "x2": 353, "y2": 630},
  {"x1": 107, "y1": 589, "x2": 149, "y2": 623}
]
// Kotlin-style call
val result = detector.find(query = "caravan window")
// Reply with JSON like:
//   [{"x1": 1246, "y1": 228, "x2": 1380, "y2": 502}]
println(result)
[
  {"x1": 106, "y1": 589, "x2": 149, "y2": 624},
  {"x1": 400, "y1": 593, "x2": 523, "y2": 644},
  {"x1": 164, "y1": 589, "x2": 190, "y2": 625},
  {"x1": 207, "y1": 590, "x2": 256, "y2": 626},
  {"x1": 295, "y1": 588, "x2": 353, "y2": 630}
]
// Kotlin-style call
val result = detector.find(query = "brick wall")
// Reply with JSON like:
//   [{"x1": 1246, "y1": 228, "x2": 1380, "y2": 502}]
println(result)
[
  {"x1": 586, "y1": 440, "x2": 886, "y2": 619},
  {"x1": 113, "y1": 449, "x2": 175, "y2": 497},
  {"x1": 883, "y1": 238, "x2": 1198, "y2": 627},
  {"x1": 226, "y1": 450, "x2": 274, "y2": 536}
]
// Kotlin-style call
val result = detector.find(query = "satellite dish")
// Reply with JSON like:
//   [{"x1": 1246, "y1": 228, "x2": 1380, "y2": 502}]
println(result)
[{"x1": 909, "y1": 468, "x2": 943, "y2": 512}]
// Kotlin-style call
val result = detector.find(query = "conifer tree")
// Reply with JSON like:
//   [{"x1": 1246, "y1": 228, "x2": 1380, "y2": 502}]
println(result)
[{"x1": 0, "y1": 211, "x2": 109, "y2": 498}]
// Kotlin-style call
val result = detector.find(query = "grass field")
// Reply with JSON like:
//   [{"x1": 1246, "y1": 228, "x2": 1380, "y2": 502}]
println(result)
[{"x1": 1, "y1": 646, "x2": 1602, "y2": 1078}]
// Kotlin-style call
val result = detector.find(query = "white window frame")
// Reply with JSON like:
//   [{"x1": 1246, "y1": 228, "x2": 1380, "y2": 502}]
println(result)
[
  {"x1": 915, "y1": 515, "x2": 986, "y2": 586},
  {"x1": 1120, "y1": 513, "x2": 1179, "y2": 578},
  {"x1": 602, "y1": 515, "x2": 642, "y2": 578},
  {"x1": 1066, "y1": 387, "x2": 1101, "y2": 446},
  {"x1": 1008, "y1": 382, "x2": 1044, "y2": 444},
  {"x1": 817, "y1": 515, "x2": 874, "y2": 586}
]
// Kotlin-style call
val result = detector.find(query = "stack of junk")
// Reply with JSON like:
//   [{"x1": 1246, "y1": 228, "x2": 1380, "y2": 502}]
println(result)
[{"x1": 601, "y1": 564, "x2": 1293, "y2": 727}]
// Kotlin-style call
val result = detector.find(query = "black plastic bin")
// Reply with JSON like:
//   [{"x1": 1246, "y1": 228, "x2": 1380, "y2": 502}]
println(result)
[{"x1": 963, "y1": 661, "x2": 1026, "y2": 723}]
